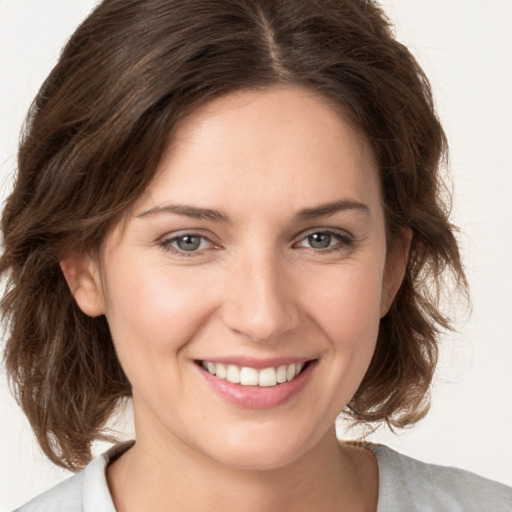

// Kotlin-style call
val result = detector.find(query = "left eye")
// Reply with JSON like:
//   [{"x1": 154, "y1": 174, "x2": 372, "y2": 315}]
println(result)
[
  {"x1": 163, "y1": 234, "x2": 212, "y2": 252},
  {"x1": 297, "y1": 231, "x2": 350, "y2": 250}
]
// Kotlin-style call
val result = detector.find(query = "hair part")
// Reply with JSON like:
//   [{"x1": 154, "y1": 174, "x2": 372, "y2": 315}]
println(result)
[{"x1": 1, "y1": 0, "x2": 467, "y2": 470}]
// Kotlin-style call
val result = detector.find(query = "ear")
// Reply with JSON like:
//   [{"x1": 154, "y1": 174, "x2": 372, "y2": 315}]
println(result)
[
  {"x1": 60, "y1": 252, "x2": 105, "y2": 317},
  {"x1": 380, "y1": 228, "x2": 412, "y2": 318}
]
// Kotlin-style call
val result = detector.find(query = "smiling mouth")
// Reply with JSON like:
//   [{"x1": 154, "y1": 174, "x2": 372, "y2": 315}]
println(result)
[{"x1": 196, "y1": 360, "x2": 312, "y2": 388}]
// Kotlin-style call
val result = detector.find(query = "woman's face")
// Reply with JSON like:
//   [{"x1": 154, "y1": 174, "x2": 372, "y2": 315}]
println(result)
[{"x1": 71, "y1": 86, "x2": 406, "y2": 470}]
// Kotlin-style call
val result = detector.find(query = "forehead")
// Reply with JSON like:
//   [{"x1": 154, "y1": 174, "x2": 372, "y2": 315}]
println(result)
[{"x1": 134, "y1": 86, "x2": 381, "y2": 220}]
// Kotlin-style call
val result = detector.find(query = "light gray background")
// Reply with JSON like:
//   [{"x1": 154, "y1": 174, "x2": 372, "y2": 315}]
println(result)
[{"x1": 1, "y1": 0, "x2": 511, "y2": 510}]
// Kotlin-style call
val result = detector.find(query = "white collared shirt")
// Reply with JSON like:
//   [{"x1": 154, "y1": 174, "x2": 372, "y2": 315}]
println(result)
[{"x1": 13, "y1": 442, "x2": 512, "y2": 511}]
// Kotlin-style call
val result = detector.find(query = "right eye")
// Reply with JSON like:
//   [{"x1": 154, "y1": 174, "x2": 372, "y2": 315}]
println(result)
[{"x1": 159, "y1": 233, "x2": 214, "y2": 254}]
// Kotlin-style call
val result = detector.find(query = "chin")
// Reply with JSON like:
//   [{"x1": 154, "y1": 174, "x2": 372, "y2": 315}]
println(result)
[
  {"x1": 196, "y1": 424, "x2": 321, "y2": 472},
  {"x1": 208, "y1": 447, "x2": 302, "y2": 472}
]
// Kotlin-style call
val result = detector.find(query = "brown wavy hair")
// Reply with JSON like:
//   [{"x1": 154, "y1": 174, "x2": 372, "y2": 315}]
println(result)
[{"x1": 1, "y1": 0, "x2": 467, "y2": 470}]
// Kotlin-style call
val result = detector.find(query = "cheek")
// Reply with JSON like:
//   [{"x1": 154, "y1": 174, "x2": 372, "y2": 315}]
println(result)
[
  {"x1": 278, "y1": 260, "x2": 385, "y2": 418},
  {"x1": 102, "y1": 257, "x2": 218, "y2": 372},
  {"x1": 305, "y1": 262, "x2": 384, "y2": 346}
]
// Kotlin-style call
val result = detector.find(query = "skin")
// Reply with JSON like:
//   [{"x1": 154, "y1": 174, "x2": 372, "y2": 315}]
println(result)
[{"x1": 63, "y1": 86, "x2": 409, "y2": 512}]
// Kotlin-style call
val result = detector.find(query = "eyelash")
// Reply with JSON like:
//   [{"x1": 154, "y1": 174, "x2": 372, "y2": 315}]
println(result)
[{"x1": 158, "y1": 229, "x2": 355, "y2": 257}]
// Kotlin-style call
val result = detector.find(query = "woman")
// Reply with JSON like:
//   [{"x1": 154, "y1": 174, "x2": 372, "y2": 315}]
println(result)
[{"x1": 1, "y1": 0, "x2": 511, "y2": 510}]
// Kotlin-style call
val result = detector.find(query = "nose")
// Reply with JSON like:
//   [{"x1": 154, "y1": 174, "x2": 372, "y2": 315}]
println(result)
[{"x1": 220, "y1": 247, "x2": 301, "y2": 343}]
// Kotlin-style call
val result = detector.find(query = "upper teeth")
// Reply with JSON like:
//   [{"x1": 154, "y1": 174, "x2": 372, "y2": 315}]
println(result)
[{"x1": 201, "y1": 361, "x2": 304, "y2": 387}]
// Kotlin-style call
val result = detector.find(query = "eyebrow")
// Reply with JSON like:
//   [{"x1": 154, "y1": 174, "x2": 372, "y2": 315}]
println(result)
[
  {"x1": 136, "y1": 198, "x2": 369, "y2": 222},
  {"x1": 293, "y1": 199, "x2": 370, "y2": 221},
  {"x1": 137, "y1": 204, "x2": 230, "y2": 222}
]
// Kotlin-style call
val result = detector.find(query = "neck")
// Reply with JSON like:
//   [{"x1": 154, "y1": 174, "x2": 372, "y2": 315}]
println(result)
[{"x1": 107, "y1": 425, "x2": 378, "y2": 512}]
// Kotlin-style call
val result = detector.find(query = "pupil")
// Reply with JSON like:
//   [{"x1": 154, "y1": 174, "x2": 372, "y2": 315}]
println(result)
[
  {"x1": 177, "y1": 235, "x2": 201, "y2": 251},
  {"x1": 309, "y1": 233, "x2": 331, "y2": 249}
]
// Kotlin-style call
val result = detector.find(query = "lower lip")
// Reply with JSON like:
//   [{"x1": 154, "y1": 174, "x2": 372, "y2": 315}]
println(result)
[{"x1": 197, "y1": 362, "x2": 315, "y2": 409}]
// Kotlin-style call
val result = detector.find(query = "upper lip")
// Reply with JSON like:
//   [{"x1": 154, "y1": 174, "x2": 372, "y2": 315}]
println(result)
[{"x1": 195, "y1": 356, "x2": 315, "y2": 370}]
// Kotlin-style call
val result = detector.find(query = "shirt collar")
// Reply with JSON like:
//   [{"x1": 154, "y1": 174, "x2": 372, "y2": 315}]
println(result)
[{"x1": 82, "y1": 441, "x2": 135, "y2": 512}]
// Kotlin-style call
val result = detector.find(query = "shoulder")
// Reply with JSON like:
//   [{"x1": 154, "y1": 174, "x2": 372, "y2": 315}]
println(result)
[
  {"x1": 373, "y1": 444, "x2": 512, "y2": 512},
  {"x1": 12, "y1": 472, "x2": 85, "y2": 512},
  {"x1": 12, "y1": 442, "x2": 133, "y2": 512}
]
